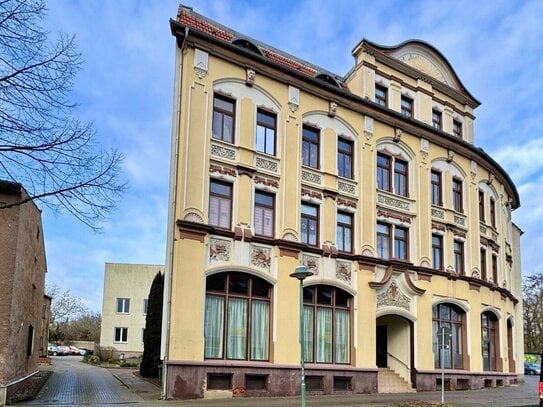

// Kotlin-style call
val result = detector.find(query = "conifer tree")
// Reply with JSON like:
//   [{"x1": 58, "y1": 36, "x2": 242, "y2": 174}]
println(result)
[{"x1": 140, "y1": 272, "x2": 164, "y2": 377}]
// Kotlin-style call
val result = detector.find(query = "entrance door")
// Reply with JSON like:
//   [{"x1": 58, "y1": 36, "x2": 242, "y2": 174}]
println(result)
[{"x1": 376, "y1": 325, "x2": 387, "y2": 367}]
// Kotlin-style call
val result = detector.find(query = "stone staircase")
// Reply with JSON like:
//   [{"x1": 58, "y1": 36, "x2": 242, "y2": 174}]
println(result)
[{"x1": 378, "y1": 368, "x2": 415, "y2": 393}]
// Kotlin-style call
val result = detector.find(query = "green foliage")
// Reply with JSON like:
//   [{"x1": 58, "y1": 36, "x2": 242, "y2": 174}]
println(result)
[
  {"x1": 140, "y1": 272, "x2": 164, "y2": 378},
  {"x1": 119, "y1": 359, "x2": 140, "y2": 368},
  {"x1": 83, "y1": 355, "x2": 100, "y2": 365}
]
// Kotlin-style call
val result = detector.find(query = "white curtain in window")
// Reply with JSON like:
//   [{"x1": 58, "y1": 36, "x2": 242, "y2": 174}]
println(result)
[
  {"x1": 335, "y1": 309, "x2": 350, "y2": 363},
  {"x1": 204, "y1": 295, "x2": 224, "y2": 358},
  {"x1": 250, "y1": 300, "x2": 269, "y2": 360},
  {"x1": 227, "y1": 298, "x2": 247, "y2": 359},
  {"x1": 303, "y1": 306, "x2": 314, "y2": 362},
  {"x1": 316, "y1": 308, "x2": 332, "y2": 363}
]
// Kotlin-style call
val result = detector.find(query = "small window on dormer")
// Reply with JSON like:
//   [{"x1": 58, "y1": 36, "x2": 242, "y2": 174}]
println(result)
[
  {"x1": 432, "y1": 110, "x2": 442, "y2": 130},
  {"x1": 453, "y1": 120, "x2": 462, "y2": 138}
]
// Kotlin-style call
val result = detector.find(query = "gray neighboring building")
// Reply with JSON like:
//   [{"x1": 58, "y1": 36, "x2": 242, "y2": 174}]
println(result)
[
  {"x1": 0, "y1": 180, "x2": 48, "y2": 406},
  {"x1": 100, "y1": 263, "x2": 163, "y2": 358}
]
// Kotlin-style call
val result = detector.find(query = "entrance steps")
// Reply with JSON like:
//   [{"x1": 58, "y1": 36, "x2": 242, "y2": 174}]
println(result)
[{"x1": 378, "y1": 368, "x2": 415, "y2": 393}]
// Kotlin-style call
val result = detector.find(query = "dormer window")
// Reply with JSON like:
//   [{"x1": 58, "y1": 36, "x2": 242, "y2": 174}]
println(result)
[
  {"x1": 432, "y1": 110, "x2": 442, "y2": 130},
  {"x1": 401, "y1": 96, "x2": 413, "y2": 118},
  {"x1": 375, "y1": 84, "x2": 387, "y2": 107},
  {"x1": 453, "y1": 120, "x2": 462, "y2": 138}
]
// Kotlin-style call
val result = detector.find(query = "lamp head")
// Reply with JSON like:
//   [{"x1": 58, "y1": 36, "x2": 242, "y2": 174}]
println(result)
[{"x1": 289, "y1": 264, "x2": 314, "y2": 281}]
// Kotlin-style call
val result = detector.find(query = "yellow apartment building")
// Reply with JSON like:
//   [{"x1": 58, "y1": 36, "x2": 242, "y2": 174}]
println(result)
[{"x1": 162, "y1": 5, "x2": 523, "y2": 400}]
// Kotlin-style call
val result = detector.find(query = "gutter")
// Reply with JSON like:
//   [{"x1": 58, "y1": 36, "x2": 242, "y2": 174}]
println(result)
[{"x1": 161, "y1": 26, "x2": 189, "y2": 400}]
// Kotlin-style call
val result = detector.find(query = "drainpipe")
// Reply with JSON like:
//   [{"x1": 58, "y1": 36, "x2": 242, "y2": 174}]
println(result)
[{"x1": 161, "y1": 26, "x2": 189, "y2": 400}]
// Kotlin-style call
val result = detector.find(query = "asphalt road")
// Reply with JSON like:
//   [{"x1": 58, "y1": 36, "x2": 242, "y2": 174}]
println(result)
[{"x1": 19, "y1": 356, "x2": 542, "y2": 407}]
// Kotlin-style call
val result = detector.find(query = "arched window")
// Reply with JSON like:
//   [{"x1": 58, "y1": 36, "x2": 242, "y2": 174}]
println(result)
[
  {"x1": 432, "y1": 303, "x2": 464, "y2": 369},
  {"x1": 303, "y1": 285, "x2": 351, "y2": 364},
  {"x1": 481, "y1": 311, "x2": 498, "y2": 371},
  {"x1": 204, "y1": 272, "x2": 271, "y2": 361}
]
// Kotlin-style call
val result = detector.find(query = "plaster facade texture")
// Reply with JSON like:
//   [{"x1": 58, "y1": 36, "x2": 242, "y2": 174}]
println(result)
[
  {"x1": 162, "y1": 6, "x2": 524, "y2": 400},
  {"x1": 0, "y1": 181, "x2": 48, "y2": 406},
  {"x1": 100, "y1": 263, "x2": 163, "y2": 357}
]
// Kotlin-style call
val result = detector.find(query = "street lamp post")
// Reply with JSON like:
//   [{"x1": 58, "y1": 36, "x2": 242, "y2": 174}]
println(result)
[{"x1": 290, "y1": 264, "x2": 314, "y2": 407}]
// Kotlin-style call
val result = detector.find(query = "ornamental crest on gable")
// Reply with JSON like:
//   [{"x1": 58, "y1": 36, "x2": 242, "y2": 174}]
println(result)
[
  {"x1": 377, "y1": 281, "x2": 410, "y2": 311},
  {"x1": 209, "y1": 238, "x2": 231, "y2": 263}
]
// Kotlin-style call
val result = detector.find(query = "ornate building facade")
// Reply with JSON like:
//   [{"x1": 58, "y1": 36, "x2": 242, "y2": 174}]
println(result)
[{"x1": 162, "y1": 5, "x2": 523, "y2": 400}]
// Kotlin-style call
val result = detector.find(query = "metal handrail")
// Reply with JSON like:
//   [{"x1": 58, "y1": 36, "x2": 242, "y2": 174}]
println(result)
[{"x1": 387, "y1": 352, "x2": 410, "y2": 371}]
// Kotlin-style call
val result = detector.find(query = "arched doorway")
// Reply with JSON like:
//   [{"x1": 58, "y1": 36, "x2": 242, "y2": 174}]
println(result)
[{"x1": 376, "y1": 314, "x2": 414, "y2": 389}]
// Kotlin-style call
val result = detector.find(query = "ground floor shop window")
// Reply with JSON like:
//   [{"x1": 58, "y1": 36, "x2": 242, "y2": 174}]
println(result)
[
  {"x1": 204, "y1": 272, "x2": 271, "y2": 361},
  {"x1": 303, "y1": 285, "x2": 351, "y2": 364},
  {"x1": 432, "y1": 303, "x2": 464, "y2": 369}
]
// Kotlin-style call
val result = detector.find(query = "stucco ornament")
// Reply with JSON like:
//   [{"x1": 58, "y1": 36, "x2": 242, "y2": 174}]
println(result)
[
  {"x1": 303, "y1": 254, "x2": 320, "y2": 275},
  {"x1": 209, "y1": 238, "x2": 231, "y2": 263},
  {"x1": 336, "y1": 261, "x2": 352, "y2": 284},
  {"x1": 398, "y1": 53, "x2": 446, "y2": 83},
  {"x1": 250, "y1": 245, "x2": 271, "y2": 271},
  {"x1": 377, "y1": 280, "x2": 410, "y2": 310}
]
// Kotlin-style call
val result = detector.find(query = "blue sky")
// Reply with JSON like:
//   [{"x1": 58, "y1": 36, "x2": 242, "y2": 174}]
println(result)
[{"x1": 41, "y1": 0, "x2": 543, "y2": 312}]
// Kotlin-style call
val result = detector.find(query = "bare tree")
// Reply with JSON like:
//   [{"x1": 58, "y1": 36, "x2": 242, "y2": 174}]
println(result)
[
  {"x1": 62, "y1": 311, "x2": 101, "y2": 342},
  {"x1": 47, "y1": 284, "x2": 88, "y2": 327},
  {"x1": 0, "y1": 0, "x2": 126, "y2": 230},
  {"x1": 523, "y1": 271, "x2": 543, "y2": 353}
]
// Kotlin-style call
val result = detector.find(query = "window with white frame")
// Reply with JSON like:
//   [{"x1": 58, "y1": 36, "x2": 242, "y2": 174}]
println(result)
[
  {"x1": 116, "y1": 298, "x2": 130, "y2": 313},
  {"x1": 114, "y1": 327, "x2": 128, "y2": 343}
]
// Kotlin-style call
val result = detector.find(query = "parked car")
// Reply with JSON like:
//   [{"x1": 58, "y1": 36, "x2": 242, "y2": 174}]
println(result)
[
  {"x1": 47, "y1": 344, "x2": 67, "y2": 356},
  {"x1": 68, "y1": 346, "x2": 87, "y2": 355},
  {"x1": 539, "y1": 354, "x2": 543, "y2": 407},
  {"x1": 57, "y1": 345, "x2": 71, "y2": 355},
  {"x1": 525, "y1": 362, "x2": 541, "y2": 375}
]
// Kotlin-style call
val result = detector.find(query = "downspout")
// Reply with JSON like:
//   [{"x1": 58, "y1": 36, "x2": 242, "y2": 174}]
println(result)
[{"x1": 161, "y1": 26, "x2": 189, "y2": 400}]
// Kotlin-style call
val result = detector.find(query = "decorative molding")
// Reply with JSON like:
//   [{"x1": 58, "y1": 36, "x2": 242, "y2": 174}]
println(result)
[
  {"x1": 420, "y1": 139, "x2": 429, "y2": 159},
  {"x1": 431, "y1": 207, "x2": 445, "y2": 219},
  {"x1": 394, "y1": 128, "x2": 402, "y2": 142},
  {"x1": 303, "y1": 254, "x2": 320, "y2": 275},
  {"x1": 377, "y1": 192, "x2": 411, "y2": 211},
  {"x1": 210, "y1": 143, "x2": 236, "y2": 161},
  {"x1": 210, "y1": 164, "x2": 236, "y2": 177},
  {"x1": 246, "y1": 68, "x2": 255, "y2": 87},
  {"x1": 398, "y1": 53, "x2": 446, "y2": 83},
  {"x1": 336, "y1": 261, "x2": 352, "y2": 284},
  {"x1": 255, "y1": 156, "x2": 278, "y2": 173},
  {"x1": 447, "y1": 148, "x2": 455, "y2": 163},
  {"x1": 194, "y1": 48, "x2": 209, "y2": 79},
  {"x1": 377, "y1": 280, "x2": 410, "y2": 311},
  {"x1": 328, "y1": 101, "x2": 338, "y2": 117},
  {"x1": 377, "y1": 209, "x2": 411, "y2": 224},
  {"x1": 454, "y1": 215, "x2": 466, "y2": 226},
  {"x1": 184, "y1": 211, "x2": 204, "y2": 224},
  {"x1": 209, "y1": 238, "x2": 231, "y2": 263},
  {"x1": 480, "y1": 225, "x2": 487, "y2": 235},
  {"x1": 254, "y1": 175, "x2": 279, "y2": 189},
  {"x1": 301, "y1": 170, "x2": 322, "y2": 185},
  {"x1": 364, "y1": 116, "x2": 374, "y2": 139},
  {"x1": 288, "y1": 85, "x2": 299, "y2": 113},
  {"x1": 471, "y1": 269, "x2": 480, "y2": 279},
  {"x1": 337, "y1": 198, "x2": 357, "y2": 210},
  {"x1": 338, "y1": 180, "x2": 356, "y2": 195},
  {"x1": 250, "y1": 245, "x2": 272, "y2": 271},
  {"x1": 282, "y1": 231, "x2": 298, "y2": 242},
  {"x1": 470, "y1": 160, "x2": 478, "y2": 179},
  {"x1": 301, "y1": 188, "x2": 323, "y2": 201}
]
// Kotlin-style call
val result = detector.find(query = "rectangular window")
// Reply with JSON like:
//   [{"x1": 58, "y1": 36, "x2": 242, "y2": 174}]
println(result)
[
  {"x1": 254, "y1": 191, "x2": 274, "y2": 237},
  {"x1": 336, "y1": 211, "x2": 353, "y2": 253},
  {"x1": 375, "y1": 84, "x2": 387, "y2": 107},
  {"x1": 256, "y1": 109, "x2": 276, "y2": 155},
  {"x1": 26, "y1": 325, "x2": 34, "y2": 356},
  {"x1": 143, "y1": 299, "x2": 148, "y2": 314},
  {"x1": 479, "y1": 191, "x2": 485, "y2": 222},
  {"x1": 377, "y1": 153, "x2": 391, "y2": 192},
  {"x1": 452, "y1": 178, "x2": 463, "y2": 213},
  {"x1": 401, "y1": 96, "x2": 413, "y2": 118},
  {"x1": 377, "y1": 222, "x2": 390, "y2": 259},
  {"x1": 394, "y1": 159, "x2": 408, "y2": 197},
  {"x1": 432, "y1": 110, "x2": 442, "y2": 130},
  {"x1": 142, "y1": 328, "x2": 145, "y2": 344},
  {"x1": 116, "y1": 298, "x2": 130, "y2": 313},
  {"x1": 490, "y1": 198, "x2": 496, "y2": 228},
  {"x1": 492, "y1": 254, "x2": 498, "y2": 283},
  {"x1": 432, "y1": 234, "x2": 443, "y2": 271},
  {"x1": 394, "y1": 226, "x2": 408, "y2": 261},
  {"x1": 114, "y1": 327, "x2": 128, "y2": 343},
  {"x1": 453, "y1": 120, "x2": 462, "y2": 138},
  {"x1": 454, "y1": 241, "x2": 464, "y2": 275},
  {"x1": 337, "y1": 138, "x2": 353, "y2": 179},
  {"x1": 209, "y1": 180, "x2": 232, "y2": 229},
  {"x1": 302, "y1": 125, "x2": 319, "y2": 169},
  {"x1": 431, "y1": 170, "x2": 442, "y2": 206},
  {"x1": 301, "y1": 203, "x2": 319, "y2": 246},
  {"x1": 212, "y1": 94, "x2": 235, "y2": 143},
  {"x1": 480, "y1": 248, "x2": 487, "y2": 281}
]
